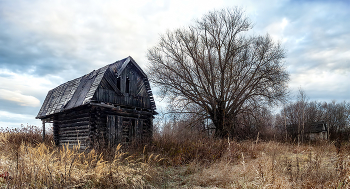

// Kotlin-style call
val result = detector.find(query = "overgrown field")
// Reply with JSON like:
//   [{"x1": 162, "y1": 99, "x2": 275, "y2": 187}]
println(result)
[{"x1": 1, "y1": 127, "x2": 350, "y2": 188}]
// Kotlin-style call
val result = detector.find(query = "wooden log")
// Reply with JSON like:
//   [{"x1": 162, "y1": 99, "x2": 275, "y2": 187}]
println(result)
[
  {"x1": 58, "y1": 112, "x2": 90, "y2": 120},
  {"x1": 59, "y1": 127, "x2": 90, "y2": 132},
  {"x1": 59, "y1": 128, "x2": 90, "y2": 134},
  {"x1": 59, "y1": 129, "x2": 90, "y2": 135},
  {"x1": 59, "y1": 136, "x2": 89, "y2": 141},
  {"x1": 58, "y1": 116, "x2": 90, "y2": 124},
  {"x1": 58, "y1": 121, "x2": 90, "y2": 128},
  {"x1": 59, "y1": 136, "x2": 89, "y2": 142},
  {"x1": 59, "y1": 135, "x2": 89, "y2": 140}
]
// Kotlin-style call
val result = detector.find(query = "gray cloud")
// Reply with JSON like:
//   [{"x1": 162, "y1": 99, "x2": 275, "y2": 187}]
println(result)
[
  {"x1": 0, "y1": 99, "x2": 39, "y2": 115},
  {"x1": 283, "y1": 2, "x2": 350, "y2": 69},
  {"x1": 251, "y1": 0, "x2": 350, "y2": 102},
  {"x1": 0, "y1": 0, "x2": 349, "y2": 128}
]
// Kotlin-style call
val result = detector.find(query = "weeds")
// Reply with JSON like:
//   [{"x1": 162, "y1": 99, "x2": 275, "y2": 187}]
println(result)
[
  {"x1": 185, "y1": 141, "x2": 350, "y2": 188},
  {"x1": 0, "y1": 126, "x2": 161, "y2": 188},
  {"x1": 1, "y1": 126, "x2": 350, "y2": 188}
]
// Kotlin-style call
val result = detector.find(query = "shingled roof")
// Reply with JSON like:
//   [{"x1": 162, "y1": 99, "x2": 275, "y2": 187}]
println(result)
[
  {"x1": 306, "y1": 121, "x2": 327, "y2": 133},
  {"x1": 36, "y1": 56, "x2": 156, "y2": 119}
]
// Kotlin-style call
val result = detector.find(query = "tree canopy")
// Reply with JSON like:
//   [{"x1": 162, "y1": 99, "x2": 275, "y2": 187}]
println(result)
[{"x1": 147, "y1": 8, "x2": 289, "y2": 138}]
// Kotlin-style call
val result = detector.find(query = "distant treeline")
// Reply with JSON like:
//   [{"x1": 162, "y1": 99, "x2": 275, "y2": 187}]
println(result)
[
  {"x1": 156, "y1": 93, "x2": 349, "y2": 142},
  {"x1": 275, "y1": 100, "x2": 350, "y2": 141}
]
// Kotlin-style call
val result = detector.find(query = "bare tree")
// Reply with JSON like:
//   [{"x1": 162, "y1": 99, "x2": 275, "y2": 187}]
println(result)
[
  {"x1": 297, "y1": 89, "x2": 308, "y2": 144},
  {"x1": 147, "y1": 8, "x2": 289, "y2": 138},
  {"x1": 325, "y1": 101, "x2": 350, "y2": 140},
  {"x1": 277, "y1": 95, "x2": 350, "y2": 142}
]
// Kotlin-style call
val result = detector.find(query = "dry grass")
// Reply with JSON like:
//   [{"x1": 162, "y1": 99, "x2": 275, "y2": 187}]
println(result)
[
  {"x1": 0, "y1": 127, "x2": 163, "y2": 188},
  {"x1": 150, "y1": 135, "x2": 228, "y2": 166},
  {"x1": 1, "y1": 127, "x2": 350, "y2": 188},
  {"x1": 183, "y1": 141, "x2": 350, "y2": 188}
]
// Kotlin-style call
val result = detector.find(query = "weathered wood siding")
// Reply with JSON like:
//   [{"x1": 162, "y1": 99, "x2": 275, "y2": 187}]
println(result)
[
  {"x1": 93, "y1": 63, "x2": 151, "y2": 109},
  {"x1": 89, "y1": 105, "x2": 153, "y2": 148},
  {"x1": 52, "y1": 100, "x2": 154, "y2": 150},
  {"x1": 54, "y1": 107, "x2": 91, "y2": 150}
]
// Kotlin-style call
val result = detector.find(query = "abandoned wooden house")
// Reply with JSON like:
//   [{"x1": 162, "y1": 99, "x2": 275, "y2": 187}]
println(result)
[
  {"x1": 305, "y1": 121, "x2": 328, "y2": 141},
  {"x1": 286, "y1": 121, "x2": 328, "y2": 141},
  {"x1": 36, "y1": 56, "x2": 157, "y2": 150}
]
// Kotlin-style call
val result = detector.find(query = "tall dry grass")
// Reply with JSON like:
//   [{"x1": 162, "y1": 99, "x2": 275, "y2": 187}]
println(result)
[
  {"x1": 0, "y1": 125, "x2": 53, "y2": 147},
  {"x1": 150, "y1": 135, "x2": 228, "y2": 165},
  {"x1": 148, "y1": 131, "x2": 350, "y2": 188},
  {"x1": 183, "y1": 141, "x2": 350, "y2": 188},
  {"x1": 1, "y1": 125, "x2": 350, "y2": 188},
  {"x1": 0, "y1": 126, "x2": 163, "y2": 188}
]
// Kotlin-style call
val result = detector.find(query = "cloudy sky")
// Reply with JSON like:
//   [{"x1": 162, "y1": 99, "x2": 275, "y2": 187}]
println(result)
[{"x1": 0, "y1": 0, "x2": 349, "y2": 128}]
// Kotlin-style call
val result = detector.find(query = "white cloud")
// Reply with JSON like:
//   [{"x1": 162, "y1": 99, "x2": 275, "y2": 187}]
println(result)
[
  {"x1": 0, "y1": 69, "x2": 57, "y2": 98},
  {"x1": 0, "y1": 110, "x2": 42, "y2": 128},
  {"x1": 307, "y1": 49, "x2": 350, "y2": 72},
  {"x1": 263, "y1": 17, "x2": 289, "y2": 42},
  {"x1": 289, "y1": 69, "x2": 350, "y2": 101},
  {"x1": 281, "y1": 18, "x2": 288, "y2": 30},
  {"x1": 0, "y1": 89, "x2": 40, "y2": 107},
  {"x1": 0, "y1": 110, "x2": 34, "y2": 119}
]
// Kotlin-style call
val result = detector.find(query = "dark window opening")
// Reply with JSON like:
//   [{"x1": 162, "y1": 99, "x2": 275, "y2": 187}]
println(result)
[
  {"x1": 126, "y1": 77, "x2": 130, "y2": 93},
  {"x1": 116, "y1": 77, "x2": 120, "y2": 90}
]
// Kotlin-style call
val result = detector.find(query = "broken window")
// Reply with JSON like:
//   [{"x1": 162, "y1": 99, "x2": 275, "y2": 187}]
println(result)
[
  {"x1": 126, "y1": 77, "x2": 130, "y2": 93},
  {"x1": 117, "y1": 77, "x2": 121, "y2": 90}
]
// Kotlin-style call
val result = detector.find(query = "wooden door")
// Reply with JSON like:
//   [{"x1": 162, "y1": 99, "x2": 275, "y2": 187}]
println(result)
[
  {"x1": 107, "y1": 115, "x2": 122, "y2": 147},
  {"x1": 121, "y1": 118, "x2": 135, "y2": 142}
]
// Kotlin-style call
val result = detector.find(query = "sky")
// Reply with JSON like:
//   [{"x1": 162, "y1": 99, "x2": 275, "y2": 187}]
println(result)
[{"x1": 0, "y1": 0, "x2": 349, "y2": 129}]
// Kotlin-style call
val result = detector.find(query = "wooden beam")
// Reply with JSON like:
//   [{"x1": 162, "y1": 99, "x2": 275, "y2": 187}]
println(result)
[{"x1": 42, "y1": 120, "x2": 45, "y2": 141}]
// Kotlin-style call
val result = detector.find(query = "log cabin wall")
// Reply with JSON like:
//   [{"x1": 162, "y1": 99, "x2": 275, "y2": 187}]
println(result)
[
  {"x1": 53, "y1": 106, "x2": 91, "y2": 150},
  {"x1": 90, "y1": 105, "x2": 153, "y2": 149},
  {"x1": 52, "y1": 105, "x2": 153, "y2": 150}
]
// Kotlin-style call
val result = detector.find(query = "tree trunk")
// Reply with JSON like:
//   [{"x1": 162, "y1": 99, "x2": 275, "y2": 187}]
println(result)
[
  {"x1": 211, "y1": 107, "x2": 228, "y2": 138},
  {"x1": 213, "y1": 113, "x2": 225, "y2": 138},
  {"x1": 212, "y1": 107, "x2": 234, "y2": 138}
]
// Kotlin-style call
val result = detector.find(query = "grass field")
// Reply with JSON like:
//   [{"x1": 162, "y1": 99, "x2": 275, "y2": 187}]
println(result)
[{"x1": 0, "y1": 127, "x2": 349, "y2": 188}]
